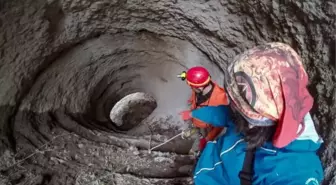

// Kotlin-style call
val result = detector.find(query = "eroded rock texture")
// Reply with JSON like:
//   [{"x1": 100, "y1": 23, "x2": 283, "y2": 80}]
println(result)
[{"x1": 0, "y1": 0, "x2": 335, "y2": 185}]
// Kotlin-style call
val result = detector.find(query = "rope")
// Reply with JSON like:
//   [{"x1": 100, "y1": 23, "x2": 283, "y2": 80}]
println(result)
[{"x1": 148, "y1": 132, "x2": 183, "y2": 153}]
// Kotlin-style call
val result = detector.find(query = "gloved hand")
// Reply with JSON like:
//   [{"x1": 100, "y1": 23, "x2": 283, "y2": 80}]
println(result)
[
  {"x1": 179, "y1": 110, "x2": 192, "y2": 121},
  {"x1": 198, "y1": 138, "x2": 207, "y2": 151},
  {"x1": 181, "y1": 128, "x2": 198, "y2": 139}
]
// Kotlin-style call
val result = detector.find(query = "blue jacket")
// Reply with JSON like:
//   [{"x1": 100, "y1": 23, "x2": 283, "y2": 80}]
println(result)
[{"x1": 191, "y1": 105, "x2": 324, "y2": 185}]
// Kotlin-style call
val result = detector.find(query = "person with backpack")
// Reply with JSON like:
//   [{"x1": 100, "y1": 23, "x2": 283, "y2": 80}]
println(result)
[{"x1": 181, "y1": 42, "x2": 324, "y2": 185}]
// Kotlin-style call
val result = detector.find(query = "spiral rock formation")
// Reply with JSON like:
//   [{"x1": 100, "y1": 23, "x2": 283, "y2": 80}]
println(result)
[{"x1": 0, "y1": 0, "x2": 335, "y2": 185}]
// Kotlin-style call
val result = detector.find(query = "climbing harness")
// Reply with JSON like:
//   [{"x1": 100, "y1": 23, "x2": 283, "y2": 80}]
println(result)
[{"x1": 239, "y1": 147, "x2": 256, "y2": 185}]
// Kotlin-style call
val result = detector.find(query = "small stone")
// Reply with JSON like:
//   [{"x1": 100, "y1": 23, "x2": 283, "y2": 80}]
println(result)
[
  {"x1": 90, "y1": 2, "x2": 105, "y2": 12},
  {"x1": 78, "y1": 143, "x2": 84, "y2": 148}
]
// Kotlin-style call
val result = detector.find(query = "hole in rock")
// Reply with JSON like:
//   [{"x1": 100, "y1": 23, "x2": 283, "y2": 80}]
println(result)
[
  {"x1": 0, "y1": 1, "x2": 334, "y2": 184},
  {"x1": 0, "y1": 32, "x2": 226, "y2": 183}
]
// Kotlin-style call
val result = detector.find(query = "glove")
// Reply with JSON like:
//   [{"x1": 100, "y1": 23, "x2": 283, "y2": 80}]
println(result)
[
  {"x1": 181, "y1": 128, "x2": 198, "y2": 139},
  {"x1": 198, "y1": 138, "x2": 207, "y2": 151},
  {"x1": 179, "y1": 110, "x2": 192, "y2": 121}
]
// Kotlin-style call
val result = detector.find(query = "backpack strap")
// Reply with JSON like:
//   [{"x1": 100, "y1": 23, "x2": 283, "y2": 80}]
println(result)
[{"x1": 239, "y1": 148, "x2": 256, "y2": 185}]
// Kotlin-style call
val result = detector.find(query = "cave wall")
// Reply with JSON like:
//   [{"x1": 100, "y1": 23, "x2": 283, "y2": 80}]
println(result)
[{"x1": 0, "y1": 0, "x2": 335, "y2": 184}]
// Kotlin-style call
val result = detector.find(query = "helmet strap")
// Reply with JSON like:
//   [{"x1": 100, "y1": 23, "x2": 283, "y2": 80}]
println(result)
[
  {"x1": 201, "y1": 81, "x2": 214, "y2": 95},
  {"x1": 195, "y1": 82, "x2": 214, "y2": 106}
]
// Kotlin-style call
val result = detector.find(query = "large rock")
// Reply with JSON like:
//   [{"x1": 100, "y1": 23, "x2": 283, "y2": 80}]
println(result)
[
  {"x1": 109, "y1": 92, "x2": 157, "y2": 130},
  {"x1": 0, "y1": 0, "x2": 334, "y2": 184}
]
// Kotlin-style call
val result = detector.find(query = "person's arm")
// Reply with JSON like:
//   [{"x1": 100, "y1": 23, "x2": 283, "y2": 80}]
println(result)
[
  {"x1": 191, "y1": 105, "x2": 231, "y2": 127},
  {"x1": 205, "y1": 127, "x2": 224, "y2": 141}
]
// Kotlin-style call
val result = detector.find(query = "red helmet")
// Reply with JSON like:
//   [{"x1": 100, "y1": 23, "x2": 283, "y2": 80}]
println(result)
[{"x1": 184, "y1": 66, "x2": 211, "y2": 87}]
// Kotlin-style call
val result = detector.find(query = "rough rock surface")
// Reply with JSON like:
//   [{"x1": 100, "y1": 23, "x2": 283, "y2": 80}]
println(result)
[{"x1": 0, "y1": 0, "x2": 335, "y2": 185}]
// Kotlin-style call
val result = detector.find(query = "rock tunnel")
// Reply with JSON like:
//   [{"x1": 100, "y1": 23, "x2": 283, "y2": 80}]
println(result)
[{"x1": 0, "y1": 0, "x2": 335, "y2": 185}]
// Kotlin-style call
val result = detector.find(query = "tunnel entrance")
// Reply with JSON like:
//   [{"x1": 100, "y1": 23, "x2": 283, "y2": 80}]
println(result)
[
  {"x1": 110, "y1": 92, "x2": 157, "y2": 131},
  {"x1": 0, "y1": 32, "x2": 224, "y2": 184}
]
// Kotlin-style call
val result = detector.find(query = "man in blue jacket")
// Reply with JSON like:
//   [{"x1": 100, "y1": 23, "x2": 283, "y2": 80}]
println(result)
[{"x1": 181, "y1": 43, "x2": 324, "y2": 185}]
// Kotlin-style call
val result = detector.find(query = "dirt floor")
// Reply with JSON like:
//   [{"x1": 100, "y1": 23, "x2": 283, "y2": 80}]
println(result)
[{"x1": 0, "y1": 0, "x2": 335, "y2": 185}]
